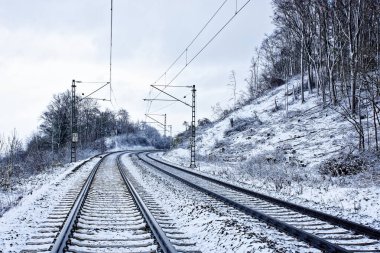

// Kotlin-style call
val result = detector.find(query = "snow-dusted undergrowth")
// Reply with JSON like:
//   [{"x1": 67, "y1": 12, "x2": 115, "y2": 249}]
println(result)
[
  {"x1": 162, "y1": 78, "x2": 380, "y2": 227},
  {"x1": 0, "y1": 161, "x2": 81, "y2": 217}
]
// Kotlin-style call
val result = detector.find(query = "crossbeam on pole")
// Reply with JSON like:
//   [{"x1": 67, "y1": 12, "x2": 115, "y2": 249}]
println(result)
[
  {"x1": 151, "y1": 85, "x2": 191, "y2": 107},
  {"x1": 144, "y1": 99, "x2": 178, "y2": 102}
]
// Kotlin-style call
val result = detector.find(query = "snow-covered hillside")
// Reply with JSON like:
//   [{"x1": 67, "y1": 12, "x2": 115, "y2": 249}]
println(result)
[
  {"x1": 162, "y1": 77, "x2": 380, "y2": 228},
  {"x1": 198, "y1": 78, "x2": 354, "y2": 166}
]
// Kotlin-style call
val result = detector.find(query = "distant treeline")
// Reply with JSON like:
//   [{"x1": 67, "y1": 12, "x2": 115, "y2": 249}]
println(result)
[{"x1": 0, "y1": 90, "x2": 168, "y2": 188}]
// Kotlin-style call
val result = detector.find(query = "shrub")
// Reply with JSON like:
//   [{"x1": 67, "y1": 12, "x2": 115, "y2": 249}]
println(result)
[
  {"x1": 198, "y1": 118, "x2": 212, "y2": 127},
  {"x1": 319, "y1": 154, "x2": 367, "y2": 176},
  {"x1": 224, "y1": 116, "x2": 262, "y2": 137},
  {"x1": 240, "y1": 150, "x2": 297, "y2": 192},
  {"x1": 214, "y1": 139, "x2": 229, "y2": 149}
]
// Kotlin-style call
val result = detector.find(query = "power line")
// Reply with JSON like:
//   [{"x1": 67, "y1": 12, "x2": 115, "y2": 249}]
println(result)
[
  {"x1": 151, "y1": 92, "x2": 191, "y2": 113},
  {"x1": 110, "y1": 86, "x2": 120, "y2": 109},
  {"x1": 168, "y1": 0, "x2": 251, "y2": 86},
  {"x1": 76, "y1": 81, "x2": 108, "y2": 84},
  {"x1": 146, "y1": 0, "x2": 251, "y2": 113},
  {"x1": 151, "y1": 0, "x2": 228, "y2": 87},
  {"x1": 79, "y1": 82, "x2": 110, "y2": 102},
  {"x1": 146, "y1": 0, "x2": 229, "y2": 113}
]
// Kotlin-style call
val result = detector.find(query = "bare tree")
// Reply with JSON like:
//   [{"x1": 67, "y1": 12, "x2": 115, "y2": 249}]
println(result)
[
  {"x1": 227, "y1": 70, "x2": 237, "y2": 109},
  {"x1": 1, "y1": 130, "x2": 22, "y2": 188}
]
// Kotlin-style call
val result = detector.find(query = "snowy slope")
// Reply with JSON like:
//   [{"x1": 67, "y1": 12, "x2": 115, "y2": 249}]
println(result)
[
  {"x1": 197, "y1": 78, "x2": 353, "y2": 166},
  {"x1": 162, "y1": 77, "x2": 380, "y2": 227}
]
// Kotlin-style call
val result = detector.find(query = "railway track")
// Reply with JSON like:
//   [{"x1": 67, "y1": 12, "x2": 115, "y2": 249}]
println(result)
[
  {"x1": 137, "y1": 152, "x2": 380, "y2": 253},
  {"x1": 23, "y1": 152, "x2": 198, "y2": 253}
]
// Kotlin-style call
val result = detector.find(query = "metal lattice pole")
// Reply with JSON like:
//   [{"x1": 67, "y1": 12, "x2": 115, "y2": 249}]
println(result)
[
  {"x1": 164, "y1": 114, "x2": 167, "y2": 137},
  {"x1": 190, "y1": 85, "x2": 196, "y2": 168},
  {"x1": 71, "y1": 80, "x2": 78, "y2": 162}
]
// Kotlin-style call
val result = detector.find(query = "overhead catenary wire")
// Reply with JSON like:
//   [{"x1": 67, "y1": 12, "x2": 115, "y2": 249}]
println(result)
[
  {"x1": 146, "y1": 0, "x2": 229, "y2": 113},
  {"x1": 146, "y1": 0, "x2": 252, "y2": 114},
  {"x1": 151, "y1": 0, "x2": 228, "y2": 87},
  {"x1": 110, "y1": 87, "x2": 120, "y2": 109},
  {"x1": 104, "y1": 0, "x2": 119, "y2": 111},
  {"x1": 75, "y1": 0, "x2": 114, "y2": 105},
  {"x1": 76, "y1": 81, "x2": 109, "y2": 84},
  {"x1": 166, "y1": 0, "x2": 251, "y2": 86}
]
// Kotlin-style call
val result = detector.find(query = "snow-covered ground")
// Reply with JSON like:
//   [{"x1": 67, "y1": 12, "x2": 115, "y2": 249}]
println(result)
[
  {"x1": 0, "y1": 157, "x2": 100, "y2": 252},
  {"x1": 0, "y1": 161, "x2": 86, "y2": 217},
  {"x1": 1, "y1": 77, "x2": 379, "y2": 251},
  {"x1": 123, "y1": 154, "x2": 319, "y2": 252},
  {"x1": 162, "y1": 78, "x2": 380, "y2": 228}
]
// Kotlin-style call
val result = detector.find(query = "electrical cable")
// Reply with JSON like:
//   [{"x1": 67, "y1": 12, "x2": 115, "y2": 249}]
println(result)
[
  {"x1": 79, "y1": 82, "x2": 110, "y2": 102},
  {"x1": 76, "y1": 0, "x2": 114, "y2": 106},
  {"x1": 146, "y1": 0, "x2": 251, "y2": 114},
  {"x1": 110, "y1": 86, "x2": 120, "y2": 109},
  {"x1": 168, "y1": 0, "x2": 251, "y2": 86},
  {"x1": 145, "y1": 0, "x2": 229, "y2": 114},
  {"x1": 151, "y1": 0, "x2": 228, "y2": 87},
  {"x1": 77, "y1": 81, "x2": 108, "y2": 84},
  {"x1": 151, "y1": 92, "x2": 191, "y2": 113}
]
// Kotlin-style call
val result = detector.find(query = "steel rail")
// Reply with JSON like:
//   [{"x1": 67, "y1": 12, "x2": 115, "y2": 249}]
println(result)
[
  {"x1": 145, "y1": 152, "x2": 380, "y2": 240},
  {"x1": 137, "y1": 152, "x2": 370, "y2": 253},
  {"x1": 116, "y1": 153, "x2": 178, "y2": 253},
  {"x1": 50, "y1": 152, "x2": 114, "y2": 252}
]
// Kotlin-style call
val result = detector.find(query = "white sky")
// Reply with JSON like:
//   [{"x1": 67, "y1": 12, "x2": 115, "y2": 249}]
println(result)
[{"x1": 0, "y1": 0, "x2": 274, "y2": 141}]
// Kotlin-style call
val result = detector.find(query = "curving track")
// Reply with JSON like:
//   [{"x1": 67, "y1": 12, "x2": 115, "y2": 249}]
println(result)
[{"x1": 137, "y1": 152, "x2": 380, "y2": 253}]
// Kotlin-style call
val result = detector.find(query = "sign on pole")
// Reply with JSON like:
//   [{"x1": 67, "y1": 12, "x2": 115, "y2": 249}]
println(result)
[{"x1": 72, "y1": 133, "x2": 78, "y2": 143}]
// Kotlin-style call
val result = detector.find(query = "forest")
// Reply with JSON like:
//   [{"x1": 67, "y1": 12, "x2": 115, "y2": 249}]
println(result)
[{"x1": 241, "y1": 0, "x2": 380, "y2": 152}]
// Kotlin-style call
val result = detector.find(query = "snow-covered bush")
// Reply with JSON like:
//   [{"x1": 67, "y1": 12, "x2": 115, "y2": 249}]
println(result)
[
  {"x1": 213, "y1": 138, "x2": 229, "y2": 150},
  {"x1": 198, "y1": 118, "x2": 212, "y2": 127},
  {"x1": 240, "y1": 150, "x2": 306, "y2": 192},
  {"x1": 224, "y1": 116, "x2": 262, "y2": 137},
  {"x1": 319, "y1": 154, "x2": 368, "y2": 176}
]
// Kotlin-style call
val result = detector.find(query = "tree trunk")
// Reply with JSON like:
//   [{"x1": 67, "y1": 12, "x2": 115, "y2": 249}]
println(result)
[
  {"x1": 307, "y1": 63, "x2": 312, "y2": 94},
  {"x1": 373, "y1": 99, "x2": 379, "y2": 151},
  {"x1": 300, "y1": 34, "x2": 305, "y2": 103}
]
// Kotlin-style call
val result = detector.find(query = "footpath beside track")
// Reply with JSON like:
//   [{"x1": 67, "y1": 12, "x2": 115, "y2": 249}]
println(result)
[{"x1": 138, "y1": 152, "x2": 380, "y2": 253}]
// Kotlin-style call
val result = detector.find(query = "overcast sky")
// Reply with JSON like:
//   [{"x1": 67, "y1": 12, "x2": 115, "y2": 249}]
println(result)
[{"x1": 0, "y1": 0, "x2": 274, "y2": 141}]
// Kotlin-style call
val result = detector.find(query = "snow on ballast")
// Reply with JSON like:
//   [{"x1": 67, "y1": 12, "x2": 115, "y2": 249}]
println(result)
[
  {"x1": 22, "y1": 152, "x2": 199, "y2": 253},
  {"x1": 139, "y1": 152, "x2": 380, "y2": 253}
]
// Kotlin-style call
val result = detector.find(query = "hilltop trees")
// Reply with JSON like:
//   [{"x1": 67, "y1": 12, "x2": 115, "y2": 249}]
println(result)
[
  {"x1": 0, "y1": 131, "x2": 23, "y2": 188},
  {"x1": 262, "y1": 0, "x2": 379, "y2": 107},
  {"x1": 40, "y1": 91, "x2": 71, "y2": 154},
  {"x1": 249, "y1": 0, "x2": 380, "y2": 151}
]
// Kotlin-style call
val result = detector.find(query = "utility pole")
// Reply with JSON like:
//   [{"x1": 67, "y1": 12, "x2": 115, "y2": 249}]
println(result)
[
  {"x1": 71, "y1": 80, "x2": 78, "y2": 162},
  {"x1": 190, "y1": 85, "x2": 196, "y2": 168},
  {"x1": 70, "y1": 80, "x2": 110, "y2": 162},
  {"x1": 145, "y1": 114, "x2": 167, "y2": 137},
  {"x1": 164, "y1": 114, "x2": 167, "y2": 137},
  {"x1": 144, "y1": 84, "x2": 197, "y2": 168},
  {"x1": 169, "y1": 125, "x2": 173, "y2": 149}
]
